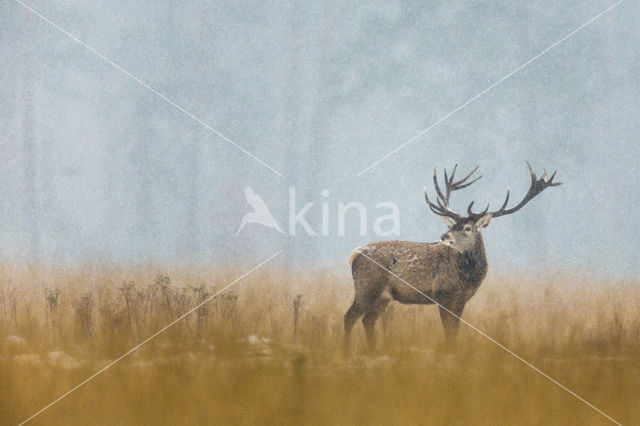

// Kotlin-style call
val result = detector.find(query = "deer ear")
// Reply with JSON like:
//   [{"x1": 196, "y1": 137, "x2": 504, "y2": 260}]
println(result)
[
  {"x1": 441, "y1": 216, "x2": 457, "y2": 228},
  {"x1": 475, "y1": 213, "x2": 492, "y2": 229}
]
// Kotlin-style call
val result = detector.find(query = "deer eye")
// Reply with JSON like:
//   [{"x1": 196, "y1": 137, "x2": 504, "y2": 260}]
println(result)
[{"x1": 464, "y1": 226, "x2": 472, "y2": 232}]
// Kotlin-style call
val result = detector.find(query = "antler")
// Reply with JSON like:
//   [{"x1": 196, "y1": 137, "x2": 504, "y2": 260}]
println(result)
[
  {"x1": 489, "y1": 162, "x2": 562, "y2": 218},
  {"x1": 424, "y1": 164, "x2": 483, "y2": 221}
]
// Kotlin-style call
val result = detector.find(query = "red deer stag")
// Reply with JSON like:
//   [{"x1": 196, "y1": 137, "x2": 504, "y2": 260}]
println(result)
[{"x1": 344, "y1": 163, "x2": 561, "y2": 353}]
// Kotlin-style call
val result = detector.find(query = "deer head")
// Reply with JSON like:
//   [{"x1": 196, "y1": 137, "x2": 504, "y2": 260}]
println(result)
[{"x1": 424, "y1": 163, "x2": 562, "y2": 253}]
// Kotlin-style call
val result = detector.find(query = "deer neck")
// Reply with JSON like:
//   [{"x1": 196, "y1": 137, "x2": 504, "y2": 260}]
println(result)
[{"x1": 456, "y1": 234, "x2": 488, "y2": 285}]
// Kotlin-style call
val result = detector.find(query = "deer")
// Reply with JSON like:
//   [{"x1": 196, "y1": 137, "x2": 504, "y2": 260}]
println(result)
[{"x1": 343, "y1": 163, "x2": 561, "y2": 354}]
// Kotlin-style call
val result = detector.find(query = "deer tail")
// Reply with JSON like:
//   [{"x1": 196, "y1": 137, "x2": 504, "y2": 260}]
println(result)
[{"x1": 349, "y1": 247, "x2": 363, "y2": 268}]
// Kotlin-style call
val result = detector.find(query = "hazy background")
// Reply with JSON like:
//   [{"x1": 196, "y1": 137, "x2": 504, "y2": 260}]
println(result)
[{"x1": 1, "y1": 1, "x2": 638, "y2": 276}]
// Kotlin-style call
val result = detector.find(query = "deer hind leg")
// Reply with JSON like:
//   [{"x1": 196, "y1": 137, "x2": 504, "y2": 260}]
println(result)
[
  {"x1": 343, "y1": 301, "x2": 366, "y2": 355},
  {"x1": 362, "y1": 292, "x2": 392, "y2": 354},
  {"x1": 438, "y1": 297, "x2": 466, "y2": 342}
]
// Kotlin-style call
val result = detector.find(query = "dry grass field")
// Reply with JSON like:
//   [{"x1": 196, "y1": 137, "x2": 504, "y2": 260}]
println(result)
[{"x1": 1, "y1": 262, "x2": 638, "y2": 425}]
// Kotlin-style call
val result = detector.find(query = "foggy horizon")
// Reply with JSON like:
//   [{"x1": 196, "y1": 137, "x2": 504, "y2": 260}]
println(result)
[{"x1": 2, "y1": 1, "x2": 638, "y2": 277}]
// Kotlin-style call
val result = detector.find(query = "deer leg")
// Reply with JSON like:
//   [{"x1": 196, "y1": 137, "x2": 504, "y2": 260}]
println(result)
[
  {"x1": 438, "y1": 298, "x2": 466, "y2": 342},
  {"x1": 362, "y1": 295, "x2": 391, "y2": 354},
  {"x1": 343, "y1": 301, "x2": 365, "y2": 355}
]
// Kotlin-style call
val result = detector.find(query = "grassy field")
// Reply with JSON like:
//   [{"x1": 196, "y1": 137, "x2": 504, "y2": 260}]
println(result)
[{"x1": 1, "y1": 262, "x2": 638, "y2": 425}]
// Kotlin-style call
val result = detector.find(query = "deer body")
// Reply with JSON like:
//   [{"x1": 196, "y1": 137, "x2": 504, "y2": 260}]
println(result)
[
  {"x1": 350, "y1": 239, "x2": 486, "y2": 305},
  {"x1": 343, "y1": 163, "x2": 560, "y2": 354}
]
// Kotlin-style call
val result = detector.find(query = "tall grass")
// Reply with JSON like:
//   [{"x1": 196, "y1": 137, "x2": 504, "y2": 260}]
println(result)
[{"x1": 0, "y1": 262, "x2": 638, "y2": 425}]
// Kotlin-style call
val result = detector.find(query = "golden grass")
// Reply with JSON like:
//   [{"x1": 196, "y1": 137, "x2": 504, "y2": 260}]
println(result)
[{"x1": 1, "y1": 262, "x2": 638, "y2": 425}]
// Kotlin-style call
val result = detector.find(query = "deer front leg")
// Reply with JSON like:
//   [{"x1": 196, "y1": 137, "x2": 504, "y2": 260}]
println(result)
[{"x1": 438, "y1": 297, "x2": 466, "y2": 342}]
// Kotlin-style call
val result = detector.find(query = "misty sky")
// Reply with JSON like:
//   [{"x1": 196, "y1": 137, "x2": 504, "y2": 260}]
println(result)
[{"x1": 2, "y1": 1, "x2": 639, "y2": 277}]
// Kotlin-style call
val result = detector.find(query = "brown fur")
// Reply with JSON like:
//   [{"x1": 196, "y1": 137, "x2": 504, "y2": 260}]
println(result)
[
  {"x1": 344, "y1": 234, "x2": 488, "y2": 353},
  {"x1": 344, "y1": 163, "x2": 560, "y2": 354}
]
